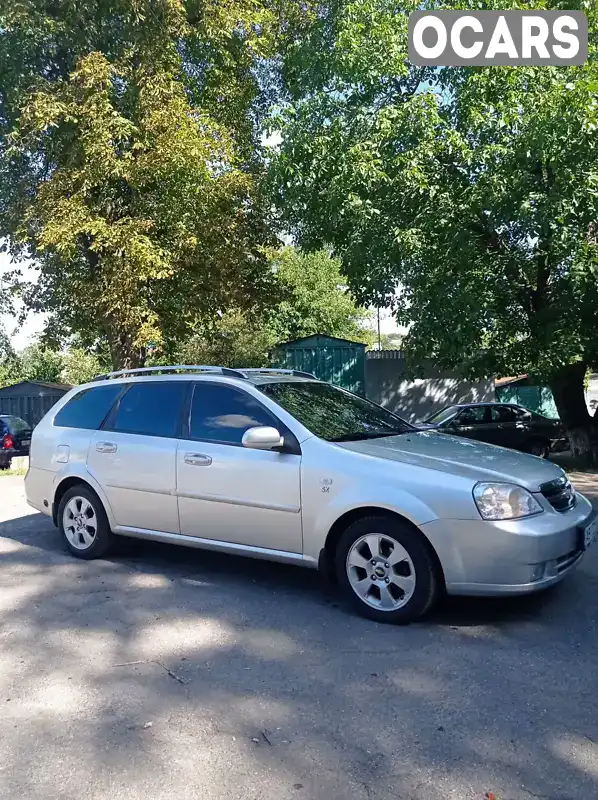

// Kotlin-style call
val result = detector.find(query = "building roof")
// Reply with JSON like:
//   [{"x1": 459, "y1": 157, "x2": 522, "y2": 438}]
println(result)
[
  {"x1": 0, "y1": 380, "x2": 72, "y2": 393},
  {"x1": 275, "y1": 334, "x2": 367, "y2": 348},
  {"x1": 495, "y1": 374, "x2": 528, "y2": 387}
]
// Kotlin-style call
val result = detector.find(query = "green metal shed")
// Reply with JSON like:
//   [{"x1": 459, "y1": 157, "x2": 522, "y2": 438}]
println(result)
[
  {"x1": 495, "y1": 375, "x2": 559, "y2": 419},
  {"x1": 273, "y1": 334, "x2": 366, "y2": 396}
]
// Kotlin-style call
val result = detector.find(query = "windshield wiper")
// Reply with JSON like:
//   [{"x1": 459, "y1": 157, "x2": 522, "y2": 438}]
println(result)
[{"x1": 330, "y1": 429, "x2": 408, "y2": 442}]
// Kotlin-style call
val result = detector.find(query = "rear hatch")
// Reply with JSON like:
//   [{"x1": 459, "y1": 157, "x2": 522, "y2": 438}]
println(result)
[{"x1": 0, "y1": 416, "x2": 33, "y2": 454}]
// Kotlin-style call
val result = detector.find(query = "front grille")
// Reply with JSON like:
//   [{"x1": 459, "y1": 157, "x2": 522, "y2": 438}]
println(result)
[{"x1": 540, "y1": 476, "x2": 576, "y2": 512}]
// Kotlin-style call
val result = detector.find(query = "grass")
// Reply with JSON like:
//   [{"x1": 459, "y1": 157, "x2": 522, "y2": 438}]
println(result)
[{"x1": 0, "y1": 467, "x2": 27, "y2": 477}]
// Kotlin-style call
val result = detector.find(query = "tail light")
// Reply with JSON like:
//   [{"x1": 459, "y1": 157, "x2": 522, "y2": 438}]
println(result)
[{"x1": 1, "y1": 433, "x2": 14, "y2": 450}]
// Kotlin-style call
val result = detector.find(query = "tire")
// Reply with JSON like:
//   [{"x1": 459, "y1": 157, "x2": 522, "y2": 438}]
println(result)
[
  {"x1": 335, "y1": 515, "x2": 439, "y2": 624},
  {"x1": 527, "y1": 439, "x2": 550, "y2": 459},
  {"x1": 57, "y1": 484, "x2": 113, "y2": 560}
]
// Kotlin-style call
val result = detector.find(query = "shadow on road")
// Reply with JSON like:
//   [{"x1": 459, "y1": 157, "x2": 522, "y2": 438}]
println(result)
[
  {"x1": 0, "y1": 510, "x2": 570, "y2": 627},
  {"x1": 1, "y1": 503, "x2": 597, "y2": 800}
]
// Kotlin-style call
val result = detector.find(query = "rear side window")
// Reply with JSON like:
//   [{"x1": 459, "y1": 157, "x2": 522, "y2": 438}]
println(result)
[
  {"x1": 189, "y1": 383, "x2": 277, "y2": 445},
  {"x1": 54, "y1": 385, "x2": 123, "y2": 430},
  {"x1": 2, "y1": 416, "x2": 31, "y2": 433},
  {"x1": 491, "y1": 406, "x2": 517, "y2": 423},
  {"x1": 111, "y1": 381, "x2": 186, "y2": 438}
]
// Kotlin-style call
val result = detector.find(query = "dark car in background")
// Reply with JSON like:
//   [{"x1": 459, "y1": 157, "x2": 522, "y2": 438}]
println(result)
[
  {"x1": 0, "y1": 414, "x2": 33, "y2": 469},
  {"x1": 418, "y1": 402, "x2": 564, "y2": 458}
]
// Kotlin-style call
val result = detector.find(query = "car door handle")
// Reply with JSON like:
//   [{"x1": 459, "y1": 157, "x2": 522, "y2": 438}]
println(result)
[
  {"x1": 96, "y1": 442, "x2": 117, "y2": 454},
  {"x1": 184, "y1": 453, "x2": 212, "y2": 466}
]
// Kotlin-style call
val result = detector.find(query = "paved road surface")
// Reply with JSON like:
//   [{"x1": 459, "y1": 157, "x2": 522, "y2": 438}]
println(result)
[{"x1": 1, "y1": 475, "x2": 597, "y2": 800}]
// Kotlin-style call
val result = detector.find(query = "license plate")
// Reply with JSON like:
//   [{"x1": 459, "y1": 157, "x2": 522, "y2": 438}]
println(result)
[
  {"x1": 581, "y1": 516, "x2": 598, "y2": 550},
  {"x1": 21, "y1": 440, "x2": 30, "y2": 447}
]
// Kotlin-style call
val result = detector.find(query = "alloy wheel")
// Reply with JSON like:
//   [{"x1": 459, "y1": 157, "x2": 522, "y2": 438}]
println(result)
[
  {"x1": 346, "y1": 532, "x2": 416, "y2": 611},
  {"x1": 63, "y1": 496, "x2": 98, "y2": 550}
]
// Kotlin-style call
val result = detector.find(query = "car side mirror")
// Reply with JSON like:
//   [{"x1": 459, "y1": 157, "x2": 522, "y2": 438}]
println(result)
[
  {"x1": 522, "y1": 412, "x2": 532, "y2": 421},
  {"x1": 242, "y1": 426, "x2": 284, "y2": 451}
]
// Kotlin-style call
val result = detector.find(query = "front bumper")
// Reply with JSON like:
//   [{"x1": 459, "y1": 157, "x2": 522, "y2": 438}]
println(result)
[{"x1": 422, "y1": 492, "x2": 594, "y2": 596}]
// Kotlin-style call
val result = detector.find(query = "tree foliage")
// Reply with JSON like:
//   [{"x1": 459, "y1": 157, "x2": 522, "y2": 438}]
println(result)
[
  {"x1": 0, "y1": 325, "x2": 19, "y2": 387},
  {"x1": 0, "y1": 0, "x2": 307, "y2": 368},
  {"x1": 273, "y1": 0, "x2": 598, "y2": 457},
  {"x1": 19, "y1": 343, "x2": 64, "y2": 384},
  {"x1": 60, "y1": 347, "x2": 105, "y2": 385},
  {"x1": 0, "y1": 335, "x2": 107, "y2": 387},
  {"x1": 173, "y1": 247, "x2": 373, "y2": 367}
]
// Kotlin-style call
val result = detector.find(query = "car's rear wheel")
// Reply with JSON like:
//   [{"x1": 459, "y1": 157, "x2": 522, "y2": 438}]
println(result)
[
  {"x1": 335, "y1": 515, "x2": 439, "y2": 624},
  {"x1": 58, "y1": 485, "x2": 113, "y2": 559}
]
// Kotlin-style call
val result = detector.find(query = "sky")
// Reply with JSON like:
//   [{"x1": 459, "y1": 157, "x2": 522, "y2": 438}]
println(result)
[{"x1": 0, "y1": 253, "x2": 46, "y2": 350}]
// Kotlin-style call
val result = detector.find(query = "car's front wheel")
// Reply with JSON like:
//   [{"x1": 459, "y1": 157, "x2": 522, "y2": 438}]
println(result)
[
  {"x1": 58, "y1": 485, "x2": 113, "y2": 560},
  {"x1": 527, "y1": 439, "x2": 550, "y2": 459},
  {"x1": 335, "y1": 515, "x2": 439, "y2": 624}
]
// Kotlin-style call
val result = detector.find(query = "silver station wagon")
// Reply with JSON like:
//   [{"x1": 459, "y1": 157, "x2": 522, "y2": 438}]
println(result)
[{"x1": 25, "y1": 366, "x2": 596, "y2": 623}]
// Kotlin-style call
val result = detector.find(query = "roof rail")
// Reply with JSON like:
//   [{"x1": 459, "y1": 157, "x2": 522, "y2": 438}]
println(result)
[
  {"x1": 91, "y1": 365, "x2": 246, "y2": 381},
  {"x1": 240, "y1": 368, "x2": 317, "y2": 379}
]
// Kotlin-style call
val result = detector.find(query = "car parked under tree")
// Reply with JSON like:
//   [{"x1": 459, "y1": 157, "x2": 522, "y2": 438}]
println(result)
[{"x1": 418, "y1": 402, "x2": 564, "y2": 458}]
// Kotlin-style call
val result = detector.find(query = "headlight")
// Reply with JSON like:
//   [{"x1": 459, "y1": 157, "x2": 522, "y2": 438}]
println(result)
[{"x1": 473, "y1": 482, "x2": 543, "y2": 521}]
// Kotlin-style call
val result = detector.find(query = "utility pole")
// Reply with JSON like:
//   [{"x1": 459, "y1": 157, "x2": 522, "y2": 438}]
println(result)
[{"x1": 377, "y1": 307, "x2": 381, "y2": 350}]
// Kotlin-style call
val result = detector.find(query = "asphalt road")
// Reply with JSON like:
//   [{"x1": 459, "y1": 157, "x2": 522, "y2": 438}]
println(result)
[{"x1": 1, "y1": 474, "x2": 597, "y2": 800}]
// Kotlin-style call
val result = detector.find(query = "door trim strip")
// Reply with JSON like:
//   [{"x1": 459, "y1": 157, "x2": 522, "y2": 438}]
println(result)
[{"x1": 175, "y1": 490, "x2": 300, "y2": 514}]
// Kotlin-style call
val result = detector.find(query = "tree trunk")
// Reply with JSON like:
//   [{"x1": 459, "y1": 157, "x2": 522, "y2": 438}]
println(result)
[
  {"x1": 103, "y1": 322, "x2": 146, "y2": 371},
  {"x1": 549, "y1": 362, "x2": 598, "y2": 465}
]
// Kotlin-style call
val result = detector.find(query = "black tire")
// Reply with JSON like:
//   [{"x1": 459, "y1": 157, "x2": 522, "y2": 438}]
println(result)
[
  {"x1": 57, "y1": 484, "x2": 113, "y2": 560},
  {"x1": 335, "y1": 515, "x2": 439, "y2": 624},
  {"x1": 527, "y1": 439, "x2": 550, "y2": 459}
]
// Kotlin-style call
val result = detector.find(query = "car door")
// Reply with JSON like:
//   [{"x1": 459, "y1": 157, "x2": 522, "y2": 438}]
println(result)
[
  {"x1": 449, "y1": 406, "x2": 492, "y2": 441},
  {"x1": 488, "y1": 405, "x2": 525, "y2": 449},
  {"x1": 87, "y1": 380, "x2": 187, "y2": 533},
  {"x1": 176, "y1": 381, "x2": 302, "y2": 554}
]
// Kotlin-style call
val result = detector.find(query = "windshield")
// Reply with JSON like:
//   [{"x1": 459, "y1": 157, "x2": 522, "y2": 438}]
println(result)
[
  {"x1": 425, "y1": 406, "x2": 459, "y2": 424},
  {"x1": 258, "y1": 381, "x2": 413, "y2": 442},
  {"x1": 0, "y1": 416, "x2": 30, "y2": 433}
]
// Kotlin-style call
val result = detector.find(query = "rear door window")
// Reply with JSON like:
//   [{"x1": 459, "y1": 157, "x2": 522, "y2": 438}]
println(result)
[
  {"x1": 491, "y1": 406, "x2": 517, "y2": 423},
  {"x1": 54, "y1": 385, "x2": 123, "y2": 430},
  {"x1": 110, "y1": 381, "x2": 187, "y2": 438}
]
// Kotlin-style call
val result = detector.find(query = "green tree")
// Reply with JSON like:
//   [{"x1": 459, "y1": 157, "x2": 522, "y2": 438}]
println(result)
[
  {"x1": 0, "y1": 325, "x2": 21, "y2": 387},
  {"x1": 270, "y1": 247, "x2": 372, "y2": 344},
  {"x1": 175, "y1": 308, "x2": 278, "y2": 369},
  {"x1": 273, "y1": 0, "x2": 598, "y2": 459},
  {"x1": 19, "y1": 343, "x2": 63, "y2": 383},
  {"x1": 60, "y1": 347, "x2": 105, "y2": 385},
  {"x1": 0, "y1": 0, "x2": 300, "y2": 369},
  {"x1": 174, "y1": 247, "x2": 373, "y2": 367}
]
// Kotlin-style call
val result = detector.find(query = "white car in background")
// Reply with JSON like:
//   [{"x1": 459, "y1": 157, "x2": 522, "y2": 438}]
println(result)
[{"x1": 25, "y1": 366, "x2": 596, "y2": 623}]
